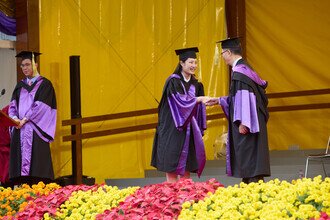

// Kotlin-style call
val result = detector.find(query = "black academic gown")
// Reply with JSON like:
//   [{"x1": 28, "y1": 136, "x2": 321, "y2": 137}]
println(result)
[
  {"x1": 9, "y1": 76, "x2": 57, "y2": 183},
  {"x1": 227, "y1": 59, "x2": 270, "y2": 178},
  {"x1": 151, "y1": 73, "x2": 205, "y2": 174}
]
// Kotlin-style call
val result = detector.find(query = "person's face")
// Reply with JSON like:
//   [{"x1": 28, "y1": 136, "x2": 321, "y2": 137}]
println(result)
[
  {"x1": 180, "y1": 58, "x2": 198, "y2": 75},
  {"x1": 20, "y1": 58, "x2": 37, "y2": 78},
  {"x1": 221, "y1": 49, "x2": 231, "y2": 65}
]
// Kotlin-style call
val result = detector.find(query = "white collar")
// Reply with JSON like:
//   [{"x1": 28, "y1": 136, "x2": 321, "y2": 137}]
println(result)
[
  {"x1": 181, "y1": 72, "x2": 191, "y2": 82},
  {"x1": 232, "y1": 57, "x2": 243, "y2": 67},
  {"x1": 27, "y1": 73, "x2": 40, "y2": 83}
]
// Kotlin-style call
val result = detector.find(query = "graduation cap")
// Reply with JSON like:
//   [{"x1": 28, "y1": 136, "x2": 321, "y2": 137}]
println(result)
[
  {"x1": 15, "y1": 51, "x2": 41, "y2": 62},
  {"x1": 175, "y1": 47, "x2": 199, "y2": 61},
  {"x1": 16, "y1": 51, "x2": 41, "y2": 76},
  {"x1": 217, "y1": 37, "x2": 241, "y2": 49}
]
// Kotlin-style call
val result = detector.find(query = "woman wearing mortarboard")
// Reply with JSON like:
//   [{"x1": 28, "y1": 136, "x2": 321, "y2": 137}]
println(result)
[
  {"x1": 8, "y1": 51, "x2": 57, "y2": 185},
  {"x1": 151, "y1": 47, "x2": 210, "y2": 183}
]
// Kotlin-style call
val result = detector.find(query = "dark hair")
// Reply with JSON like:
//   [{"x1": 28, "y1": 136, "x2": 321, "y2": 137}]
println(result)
[
  {"x1": 229, "y1": 47, "x2": 242, "y2": 55},
  {"x1": 172, "y1": 57, "x2": 192, "y2": 75},
  {"x1": 172, "y1": 63, "x2": 182, "y2": 75}
]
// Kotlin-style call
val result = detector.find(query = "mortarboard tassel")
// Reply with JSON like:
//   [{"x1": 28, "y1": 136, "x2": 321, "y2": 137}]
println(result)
[{"x1": 32, "y1": 52, "x2": 37, "y2": 77}]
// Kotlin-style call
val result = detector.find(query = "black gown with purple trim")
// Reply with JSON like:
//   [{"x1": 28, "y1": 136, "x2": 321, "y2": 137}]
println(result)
[
  {"x1": 9, "y1": 76, "x2": 57, "y2": 182},
  {"x1": 151, "y1": 73, "x2": 206, "y2": 175},
  {"x1": 221, "y1": 59, "x2": 270, "y2": 178}
]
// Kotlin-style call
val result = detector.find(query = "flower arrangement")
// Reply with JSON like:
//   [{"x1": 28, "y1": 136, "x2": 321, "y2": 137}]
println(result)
[
  {"x1": 47, "y1": 185, "x2": 139, "y2": 219},
  {"x1": 96, "y1": 178, "x2": 222, "y2": 219},
  {"x1": 0, "y1": 176, "x2": 329, "y2": 220},
  {"x1": 0, "y1": 182, "x2": 60, "y2": 219},
  {"x1": 179, "y1": 176, "x2": 330, "y2": 220},
  {"x1": 14, "y1": 184, "x2": 102, "y2": 219}
]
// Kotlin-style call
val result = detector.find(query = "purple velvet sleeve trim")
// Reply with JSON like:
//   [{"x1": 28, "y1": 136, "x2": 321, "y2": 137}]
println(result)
[
  {"x1": 219, "y1": 96, "x2": 230, "y2": 119},
  {"x1": 233, "y1": 90, "x2": 259, "y2": 133},
  {"x1": 25, "y1": 101, "x2": 57, "y2": 140},
  {"x1": 225, "y1": 129, "x2": 232, "y2": 176},
  {"x1": 191, "y1": 117, "x2": 206, "y2": 177},
  {"x1": 175, "y1": 117, "x2": 206, "y2": 177},
  {"x1": 233, "y1": 64, "x2": 267, "y2": 86},
  {"x1": 196, "y1": 103, "x2": 207, "y2": 136},
  {"x1": 8, "y1": 100, "x2": 18, "y2": 119},
  {"x1": 176, "y1": 126, "x2": 191, "y2": 176},
  {"x1": 20, "y1": 125, "x2": 33, "y2": 175},
  {"x1": 168, "y1": 93, "x2": 197, "y2": 130}
]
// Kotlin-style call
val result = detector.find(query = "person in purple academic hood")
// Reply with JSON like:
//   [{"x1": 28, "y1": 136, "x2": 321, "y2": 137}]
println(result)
[
  {"x1": 151, "y1": 47, "x2": 211, "y2": 183},
  {"x1": 208, "y1": 38, "x2": 270, "y2": 184},
  {"x1": 8, "y1": 51, "x2": 57, "y2": 186}
]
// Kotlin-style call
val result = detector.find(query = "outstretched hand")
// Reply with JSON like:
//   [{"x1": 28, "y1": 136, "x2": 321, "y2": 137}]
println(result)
[
  {"x1": 197, "y1": 96, "x2": 211, "y2": 104},
  {"x1": 205, "y1": 97, "x2": 219, "y2": 106},
  {"x1": 197, "y1": 96, "x2": 219, "y2": 106}
]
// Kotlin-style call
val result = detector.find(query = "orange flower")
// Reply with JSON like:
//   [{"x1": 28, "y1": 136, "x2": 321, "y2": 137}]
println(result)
[{"x1": 6, "y1": 205, "x2": 12, "y2": 212}]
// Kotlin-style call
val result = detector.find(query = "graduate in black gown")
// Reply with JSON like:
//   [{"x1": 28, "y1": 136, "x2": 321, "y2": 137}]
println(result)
[
  {"x1": 151, "y1": 47, "x2": 210, "y2": 183},
  {"x1": 209, "y1": 38, "x2": 270, "y2": 184},
  {"x1": 8, "y1": 51, "x2": 57, "y2": 185}
]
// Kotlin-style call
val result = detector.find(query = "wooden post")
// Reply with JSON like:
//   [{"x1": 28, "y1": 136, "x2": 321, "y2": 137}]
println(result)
[
  {"x1": 225, "y1": 0, "x2": 246, "y2": 58},
  {"x1": 70, "y1": 56, "x2": 83, "y2": 184},
  {"x1": 15, "y1": 0, "x2": 40, "y2": 82}
]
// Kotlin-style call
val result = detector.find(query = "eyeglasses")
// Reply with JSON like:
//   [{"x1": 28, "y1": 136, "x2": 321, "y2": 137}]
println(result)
[
  {"x1": 221, "y1": 50, "x2": 229, "y2": 55},
  {"x1": 20, "y1": 63, "x2": 31, "y2": 68}
]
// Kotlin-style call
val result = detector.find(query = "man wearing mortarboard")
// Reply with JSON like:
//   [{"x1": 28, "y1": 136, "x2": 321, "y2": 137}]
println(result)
[
  {"x1": 210, "y1": 37, "x2": 270, "y2": 184},
  {"x1": 8, "y1": 51, "x2": 57, "y2": 185},
  {"x1": 151, "y1": 47, "x2": 210, "y2": 183}
]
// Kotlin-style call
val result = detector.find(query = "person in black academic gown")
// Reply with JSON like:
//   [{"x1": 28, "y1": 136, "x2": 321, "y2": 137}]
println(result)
[
  {"x1": 151, "y1": 47, "x2": 211, "y2": 183},
  {"x1": 8, "y1": 51, "x2": 57, "y2": 186},
  {"x1": 208, "y1": 38, "x2": 271, "y2": 184}
]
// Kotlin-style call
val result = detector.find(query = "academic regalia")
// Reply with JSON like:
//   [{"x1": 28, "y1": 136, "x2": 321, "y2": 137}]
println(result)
[
  {"x1": 220, "y1": 59, "x2": 270, "y2": 178},
  {"x1": 8, "y1": 75, "x2": 57, "y2": 182},
  {"x1": 0, "y1": 105, "x2": 11, "y2": 184},
  {"x1": 151, "y1": 72, "x2": 207, "y2": 177}
]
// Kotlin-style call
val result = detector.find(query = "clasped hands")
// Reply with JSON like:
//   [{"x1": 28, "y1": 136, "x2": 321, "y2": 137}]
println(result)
[
  {"x1": 13, "y1": 117, "x2": 28, "y2": 129},
  {"x1": 197, "y1": 96, "x2": 219, "y2": 106}
]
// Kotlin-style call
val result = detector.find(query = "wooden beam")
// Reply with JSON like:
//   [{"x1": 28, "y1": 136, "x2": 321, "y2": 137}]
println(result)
[
  {"x1": 62, "y1": 102, "x2": 330, "y2": 142},
  {"x1": 268, "y1": 103, "x2": 330, "y2": 112},
  {"x1": 63, "y1": 123, "x2": 158, "y2": 142},
  {"x1": 15, "y1": 0, "x2": 40, "y2": 82},
  {"x1": 225, "y1": 0, "x2": 246, "y2": 58},
  {"x1": 71, "y1": 123, "x2": 83, "y2": 184},
  {"x1": 62, "y1": 108, "x2": 158, "y2": 126},
  {"x1": 267, "y1": 88, "x2": 330, "y2": 99}
]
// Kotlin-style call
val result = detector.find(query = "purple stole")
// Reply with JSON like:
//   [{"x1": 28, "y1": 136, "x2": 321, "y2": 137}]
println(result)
[
  {"x1": 220, "y1": 64, "x2": 266, "y2": 176},
  {"x1": 9, "y1": 76, "x2": 57, "y2": 176},
  {"x1": 167, "y1": 74, "x2": 206, "y2": 177}
]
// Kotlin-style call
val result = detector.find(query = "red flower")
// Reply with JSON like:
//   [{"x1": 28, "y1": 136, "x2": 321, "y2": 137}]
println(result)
[
  {"x1": 96, "y1": 178, "x2": 223, "y2": 219},
  {"x1": 14, "y1": 184, "x2": 100, "y2": 219}
]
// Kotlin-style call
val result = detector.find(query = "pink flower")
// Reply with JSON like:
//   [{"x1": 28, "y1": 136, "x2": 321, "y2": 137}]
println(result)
[
  {"x1": 96, "y1": 178, "x2": 223, "y2": 219},
  {"x1": 14, "y1": 184, "x2": 100, "y2": 219}
]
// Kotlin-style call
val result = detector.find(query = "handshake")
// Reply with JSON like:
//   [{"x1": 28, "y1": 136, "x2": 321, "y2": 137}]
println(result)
[{"x1": 196, "y1": 96, "x2": 219, "y2": 106}]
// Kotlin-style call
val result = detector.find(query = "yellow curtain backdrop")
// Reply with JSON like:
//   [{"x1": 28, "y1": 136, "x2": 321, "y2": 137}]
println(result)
[
  {"x1": 246, "y1": 0, "x2": 330, "y2": 150},
  {"x1": 39, "y1": 0, "x2": 227, "y2": 183},
  {"x1": 39, "y1": 0, "x2": 329, "y2": 183}
]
